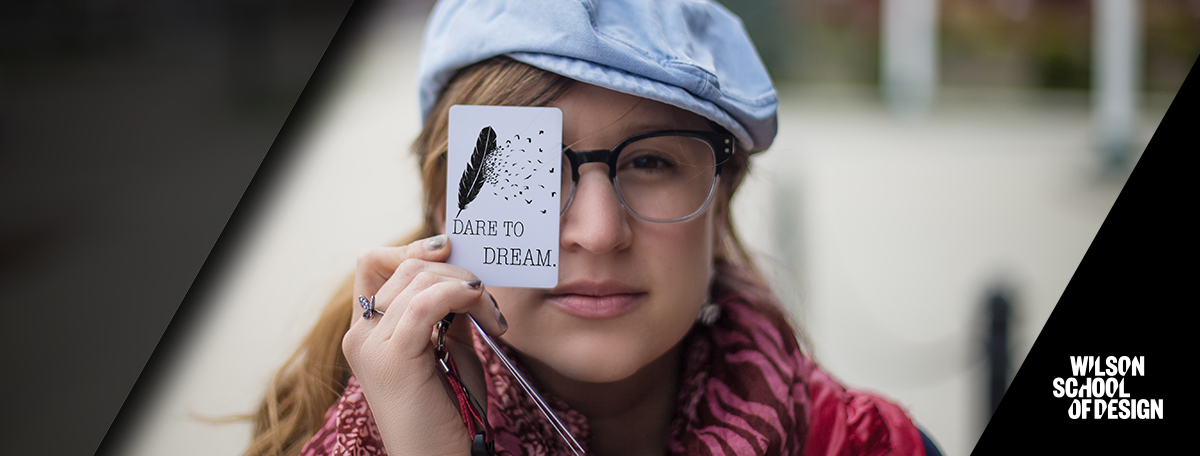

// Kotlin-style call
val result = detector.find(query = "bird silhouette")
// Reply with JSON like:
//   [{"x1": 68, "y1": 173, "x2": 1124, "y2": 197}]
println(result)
[{"x1": 465, "y1": 130, "x2": 561, "y2": 212}]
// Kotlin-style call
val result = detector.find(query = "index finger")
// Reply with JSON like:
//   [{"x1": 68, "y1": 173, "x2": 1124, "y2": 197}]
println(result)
[{"x1": 356, "y1": 234, "x2": 450, "y2": 298}]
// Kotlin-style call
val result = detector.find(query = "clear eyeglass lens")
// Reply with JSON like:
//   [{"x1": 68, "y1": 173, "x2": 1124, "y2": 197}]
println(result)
[
  {"x1": 614, "y1": 136, "x2": 716, "y2": 220},
  {"x1": 559, "y1": 135, "x2": 718, "y2": 221}
]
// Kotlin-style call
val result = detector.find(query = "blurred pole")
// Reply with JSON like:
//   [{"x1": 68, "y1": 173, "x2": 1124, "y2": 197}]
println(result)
[
  {"x1": 881, "y1": 0, "x2": 938, "y2": 117},
  {"x1": 984, "y1": 285, "x2": 1013, "y2": 419},
  {"x1": 1092, "y1": 0, "x2": 1142, "y2": 170}
]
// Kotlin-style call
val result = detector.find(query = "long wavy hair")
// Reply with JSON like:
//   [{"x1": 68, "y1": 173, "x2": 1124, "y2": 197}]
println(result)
[{"x1": 243, "y1": 56, "x2": 790, "y2": 456}]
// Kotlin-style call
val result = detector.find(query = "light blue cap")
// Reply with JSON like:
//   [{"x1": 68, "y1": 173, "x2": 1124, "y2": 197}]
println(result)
[{"x1": 416, "y1": 0, "x2": 779, "y2": 153}]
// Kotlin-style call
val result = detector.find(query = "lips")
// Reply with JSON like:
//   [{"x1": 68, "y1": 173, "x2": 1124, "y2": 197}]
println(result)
[{"x1": 546, "y1": 280, "x2": 646, "y2": 319}]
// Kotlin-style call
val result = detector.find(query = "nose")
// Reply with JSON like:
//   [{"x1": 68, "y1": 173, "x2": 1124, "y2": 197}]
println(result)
[{"x1": 560, "y1": 164, "x2": 633, "y2": 254}]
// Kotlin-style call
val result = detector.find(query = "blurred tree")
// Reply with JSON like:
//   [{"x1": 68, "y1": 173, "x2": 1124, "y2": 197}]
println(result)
[
  {"x1": 785, "y1": 0, "x2": 883, "y2": 84},
  {"x1": 1031, "y1": 0, "x2": 1091, "y2": 89},
  {"x1": 1144, "y1": 0, "x2": 1200, "y2": 93},
  {"x1": 720, "y1": 0, "x2": 790, "y2": 79},
  {"x1": 765, "y1": 0, "x2": 1196, "y2": 92}
]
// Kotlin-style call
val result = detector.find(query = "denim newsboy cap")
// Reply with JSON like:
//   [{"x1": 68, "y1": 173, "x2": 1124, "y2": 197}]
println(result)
[{"x1": 417, "y1": 0, "x2": 779, "y2": 153}]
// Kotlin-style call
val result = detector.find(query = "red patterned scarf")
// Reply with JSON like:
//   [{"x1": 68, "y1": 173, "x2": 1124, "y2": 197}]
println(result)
[{"x1": 300, "y1": 296, "x2": 926, "y2": 456}]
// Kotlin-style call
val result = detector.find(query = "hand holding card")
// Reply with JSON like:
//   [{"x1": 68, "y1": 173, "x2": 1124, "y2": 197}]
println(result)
[{"x1": 446, "y1": 105, "x2": 562, "y2": 288}]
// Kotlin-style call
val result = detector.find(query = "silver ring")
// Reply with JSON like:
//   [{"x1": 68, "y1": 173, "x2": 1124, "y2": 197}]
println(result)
[{"x1": 358, "y1": 295, "x2": 384, "y2": 319}]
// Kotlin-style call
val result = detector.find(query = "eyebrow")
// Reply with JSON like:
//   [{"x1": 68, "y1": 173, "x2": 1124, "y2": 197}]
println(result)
[
  {"x1": 562, "y1": 111, "x2": 715, "y2": 150},
  {"x1": 565, "y1": 122, "x2": 694, "y2": 150},
  {"x1": 615, "y1": 119, "x2": 708, "y2": 137}
]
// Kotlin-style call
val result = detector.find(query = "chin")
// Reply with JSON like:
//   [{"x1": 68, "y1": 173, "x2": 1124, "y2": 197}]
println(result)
[
  {"x1": 498, "y1": 289, "x2": 701, "y2": 386},
  {"x1": 522, "y1": 330, "x2": 667, "y2": 384},
  {"x1": 556, "y1": 354, "x2": 645, "y2": 384}
]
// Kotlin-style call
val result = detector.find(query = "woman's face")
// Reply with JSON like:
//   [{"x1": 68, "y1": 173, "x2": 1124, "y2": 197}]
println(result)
[{"x1": 488, "y1": 83, "x2": 717, "y2": 383}]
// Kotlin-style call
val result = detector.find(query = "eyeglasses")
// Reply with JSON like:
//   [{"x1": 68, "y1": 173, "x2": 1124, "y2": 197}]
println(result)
[{"x1": 560, "y1": 130, "x2": 734, "y2": 223}]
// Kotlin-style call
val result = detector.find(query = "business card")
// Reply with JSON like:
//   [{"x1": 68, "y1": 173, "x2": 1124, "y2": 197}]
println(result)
[{"x1": 446, "y1": 105, "x2": 562, "y2": 288}]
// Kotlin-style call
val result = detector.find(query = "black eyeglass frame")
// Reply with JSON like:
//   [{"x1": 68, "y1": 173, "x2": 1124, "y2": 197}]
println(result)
[{"x1": 560, "y1": 129, "x2": 735, "y2": 223}]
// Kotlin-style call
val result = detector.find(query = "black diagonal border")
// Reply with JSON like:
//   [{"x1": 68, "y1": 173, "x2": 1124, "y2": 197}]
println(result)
[
  {"x1": 972, "y1": 57, "x2": 1195, "y2": 453},
  {"x1": 89, "y1": 1, "x2": 378, "y2": 455}
]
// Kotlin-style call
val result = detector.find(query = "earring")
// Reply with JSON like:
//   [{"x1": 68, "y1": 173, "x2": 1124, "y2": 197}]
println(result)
[{"x1": 696, "y1": 300, "x2": 721, "y2": 326}]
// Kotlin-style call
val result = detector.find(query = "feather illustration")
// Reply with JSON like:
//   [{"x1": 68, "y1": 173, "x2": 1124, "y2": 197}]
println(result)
[{"x1": 455, "y1": 126, "x2": 498, "y2": 218}]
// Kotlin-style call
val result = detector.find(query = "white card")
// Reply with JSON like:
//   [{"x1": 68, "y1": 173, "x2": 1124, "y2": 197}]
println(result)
[{"x1": 446, "y1": 105, "x2": 562, "y2": 288}]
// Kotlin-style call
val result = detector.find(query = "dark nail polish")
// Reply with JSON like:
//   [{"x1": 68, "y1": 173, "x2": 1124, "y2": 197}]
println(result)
[
  {"x1": 465, "y1": 279, "x2": 482, "y2": 290},
  {"x1": 497, "y1": 309, "x2": 508, "y2": 331}
]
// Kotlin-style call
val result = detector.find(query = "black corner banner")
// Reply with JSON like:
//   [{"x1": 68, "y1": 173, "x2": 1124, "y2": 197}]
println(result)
[
  {"x1": 89, "y1": 1, "x2": 382, "y2": 455},
  {"x1": 0, "y1": 1, "x2": 358, "y2": 455},
  {"x1": 972, "y1": 58, "x2": 1195, "y2": 453}
]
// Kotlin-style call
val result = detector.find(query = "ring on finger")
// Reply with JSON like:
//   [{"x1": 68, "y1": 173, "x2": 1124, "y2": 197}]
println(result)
[{"x1": 358, "y1": 295, "x2": 385, "y2": 319}]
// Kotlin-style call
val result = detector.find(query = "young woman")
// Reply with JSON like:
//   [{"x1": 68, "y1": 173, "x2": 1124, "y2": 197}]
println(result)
[{"x1": 245, "y1": 1, "x2": 938, "y2": 455}]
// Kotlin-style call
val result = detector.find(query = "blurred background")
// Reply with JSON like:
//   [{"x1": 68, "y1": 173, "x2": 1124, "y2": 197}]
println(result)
[{"x1": 2, "y1": 0, "x2": 1195, "y2": 455}]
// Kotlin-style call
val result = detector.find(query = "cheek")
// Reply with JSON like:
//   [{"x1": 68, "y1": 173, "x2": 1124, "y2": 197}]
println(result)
[
  {"x1": 632, "y1": 210, "x2": 716, "y2": 346},
  {"x1": 487, "y1": 287, "x2": 538, "y2": 322},
  {"x1": 650, "y1": 210, "x2": 716, "y2": 289}
]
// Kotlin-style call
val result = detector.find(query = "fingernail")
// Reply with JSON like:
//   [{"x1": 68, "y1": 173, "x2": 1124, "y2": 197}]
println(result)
[
  {"x1": 424, "y1": 235, "x2": 447, "y2": 250},
  {"x1": 490, "y1": 294, "x2": 507, "y2": 331},
  {"x1": 464, "y1": 279, "x2": 482, "y2": 290}
]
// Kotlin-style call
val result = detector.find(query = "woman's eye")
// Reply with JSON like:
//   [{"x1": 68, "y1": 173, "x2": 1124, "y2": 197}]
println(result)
[{"x1": 625, "y1": 154, "x2": 675, "y2": 171}]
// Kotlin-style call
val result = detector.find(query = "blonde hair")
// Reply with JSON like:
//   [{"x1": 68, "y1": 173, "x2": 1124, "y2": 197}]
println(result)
[{"x1": 243, "y1": 56, "x2": 784, "y2": 456}]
